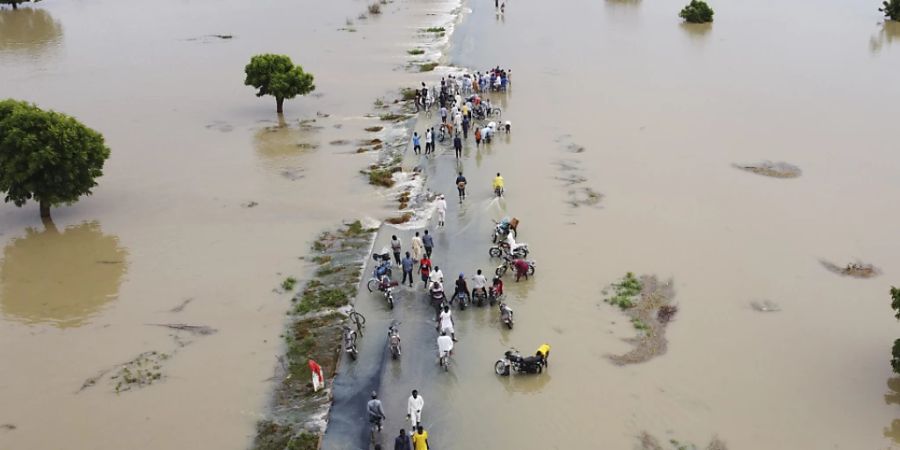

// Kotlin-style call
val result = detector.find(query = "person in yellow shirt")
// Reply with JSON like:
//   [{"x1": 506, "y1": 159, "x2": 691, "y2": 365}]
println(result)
[
  {"x1": 536, "y1": 343, "x2": 551, "y2": 367},
  {"x1": 412, "y1": 425, "x2": 430, "y2": 450},
  {"x1": 492, "y1": 172, "x2": 504, "y2": 197}
]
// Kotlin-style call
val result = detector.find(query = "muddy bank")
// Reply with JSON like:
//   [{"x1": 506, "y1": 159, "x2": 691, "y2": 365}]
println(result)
[
  {"x1": 252, "y1": 221, "x2": 375, "y2": 450},
  {"x1": 602, "y1": 273, "x2": 678, "y2": 365}
]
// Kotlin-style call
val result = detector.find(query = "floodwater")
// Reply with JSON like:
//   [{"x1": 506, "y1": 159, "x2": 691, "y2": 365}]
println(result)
[
  {"x1": 2, "y1": 0, "x2": 899, "y2": 448},
  {"x1": 0, "y1": 0, "x2": 449, "y2": 448},
  {"x1": 328, "y1": 0, "x2": 900, "y2": 450}
]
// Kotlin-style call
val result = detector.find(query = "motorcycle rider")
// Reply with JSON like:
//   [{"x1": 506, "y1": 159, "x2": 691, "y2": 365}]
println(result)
[
  {"x1": 453, "y1": 273, "x2": 469, "y2": 303},
  {"x1": 429, "y1": 265, "x2": 444, "y2": 286},
  {"x1": 429, "y1": 281, "x2": 445, "y2": 320},
  {"x1": 492, "y1": 172, "x2": 504, "y2": 196},
  {"x1": 437, "y1": 305, "x2": 456, "y2": 341},
  {"x1": 504, "y1": 233, "x2": 526, "y2": 257},
  {"x1": 490, "y1": 276, "x2": 504, "y2": 299},
  {"x1": 388, "y1": 324, "x2": 401, "y2": 356},
  {"x1": 471, "y1": 269, "x2": 487, "y2": 299},
  {"x1": 437, "y1": 330, "x2": 454, "y2": 362},
  {"x1": 367, "y1": 391, "x2": 387, "y2": 432}
]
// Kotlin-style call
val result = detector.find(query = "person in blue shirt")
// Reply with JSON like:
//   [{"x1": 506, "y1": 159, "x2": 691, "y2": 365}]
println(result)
[
  {"x1": 401, "y1": 252, "x2": 414, "y2": 287},
  {"x1": 412, "y1": 132, "x2": 421, "y2": 155}
]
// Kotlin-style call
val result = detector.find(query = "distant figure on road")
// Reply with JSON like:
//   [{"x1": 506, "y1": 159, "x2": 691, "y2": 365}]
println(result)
[
  {"x1": 411, "y1": 232, "x2": 424, "y2": 262},
  {"x1": 395, "y1": 429, "x2": 412, "y2": 450},
  {"x1": 422, "y1": 230, "x2": 434, "y2": 257},
  {"x1": 412, "y1": 426, "x2": 430, "y2": 450},
  {"x1": 407, "y1": 390, "x2": 424, "y2": 429},
  {"x1": 391, "y1": 235, "x2": 402, "y2": 265},
  {"x1": 367, "y1": 392, "x2": 387, "y2": 432},
  {"x1": 401, "y1": 252, "x2": 414, "y2": 287},
  {"x1": 435, "y1": 195, "x2": 447, "y2": 227}
]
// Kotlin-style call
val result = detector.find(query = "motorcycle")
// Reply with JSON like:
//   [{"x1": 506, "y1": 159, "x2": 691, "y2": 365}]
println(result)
[
  {"x1": 494, "y1": 186, "x2": 503, "y2": 197},
  {"x1": 472, "y1": 288, "x2": 488, "y2": 307},
  {"x1": 384, "y1": 284, "x2": 395, "y2": 309},
  {"x1": 499, "y1": 302, "x2": 514, "y2": 329},
  {"x1": 453, "y1": 290, "x2": 470, "y2": 310},
  {"x1": 343, "y1": 326, "x2": 358, "y2": 360},
  {"x1": 492, "y1": 218, "x2": 518, "y2": 243},
  {"x1": 488, "y1": 241, "x2": 529, "y2": 259},
  {"x1": 494, "y1": 348, "x2": 545, "y2": 376},
  {"x1": 495, "y1": 257, "x2": 536, "y2": 278},
  {"x1": 388, "y1": 324, "x2": 401, "y2": 359},
  {"x1": 488, "y1": 285, "x2": 503, "y2": 306}
]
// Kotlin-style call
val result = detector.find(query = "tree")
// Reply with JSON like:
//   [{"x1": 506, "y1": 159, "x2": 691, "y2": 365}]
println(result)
[
  {"x1": 679, "y1": 0, "x2": 714, "y2": 23},
  {"x1": 0, "y1": 99, "x2": 111, "y2": 219},
  {"x1": 1, "y1": 0, "x2": 40, "y2": 10},
  {"x1": 892, "y1": 287, "x2": 900, "y2": 373},
  {"x1": 244, "y1": 54, "x2": 315, "y2": 114},
  {"x1": 881, "y1": 0, "x2": 900, "y2": 21}
]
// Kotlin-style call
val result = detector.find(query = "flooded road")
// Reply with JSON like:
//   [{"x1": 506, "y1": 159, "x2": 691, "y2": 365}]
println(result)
[
  {"x1": 2, "y1": 0, "x2": 900, "y2": 448},
  {"x1": 327, "y1": 0, "x2": 900, "y2": 449}
]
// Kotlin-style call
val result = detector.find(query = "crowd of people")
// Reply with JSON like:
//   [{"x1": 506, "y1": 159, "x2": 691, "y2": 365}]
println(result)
[{"x1": 365, "y1": 66, "x2": 533, "y2": 450}]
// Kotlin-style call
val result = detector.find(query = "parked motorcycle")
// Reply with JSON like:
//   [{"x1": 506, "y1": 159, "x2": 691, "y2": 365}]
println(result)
[
  {"x1": 388, "y1": 324, "x2": 401, "y2": 359},
  {"x1": 488, "y1": 242, "x2": 529, "y2": 259},
  {"x1": 495, "y1": 257, "x2": 536, "y2": 278},
  {"x1": 488, "y1": 285, "x2": 503, "y2": 306},
  {"x1": 494, "y1": 348, "x2": 545, "y2": 376},
  {"x1": 499, "y1": 302, "x2": 514, "y2": 329},
  {"x1": 343, "y1": 326, "x2": 359, "y2": 360}
]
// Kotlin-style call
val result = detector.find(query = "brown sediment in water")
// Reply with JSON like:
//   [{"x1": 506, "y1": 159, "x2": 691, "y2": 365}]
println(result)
[
  {"x1": 252, "y1": 221, "x2": 374, "y2": 449},
  {"x1": 733, "y1": 161, "x2": 802, "y2": 178},
  {"x1": 639, "y1": 432, "x2": 728, "y2": 450},
  {"x1": 604, "y1": 274, "x2": 676, "y2": 365},
  {"x1": 820, "y1": 260, "x2": 880, "y2": 278}
]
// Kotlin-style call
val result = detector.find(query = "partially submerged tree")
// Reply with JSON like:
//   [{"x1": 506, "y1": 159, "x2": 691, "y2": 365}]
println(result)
[
  {"x1": 881, "y1": 0, "x2": 900, "y2": 21},
  {"x1": 0, "y1": 99, "x2": 111, "y2": 219},
  {"x1": 244, "y1": 54, "x2": 315, "y2": 114},
  {"x1": 892, "y1": 287, "x2": 900, "y2": 373},
  {"x1": 679, "y1": 0, "x2": 714, "y2": 23},
  {"x1": 1, "y1": 0, "x2": 40, "y2": 10}
]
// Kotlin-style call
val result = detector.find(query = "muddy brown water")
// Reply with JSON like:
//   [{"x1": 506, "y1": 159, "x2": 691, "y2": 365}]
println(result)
[{"x1": 2, "y1": 0, "x2": 900, "y2": 448}]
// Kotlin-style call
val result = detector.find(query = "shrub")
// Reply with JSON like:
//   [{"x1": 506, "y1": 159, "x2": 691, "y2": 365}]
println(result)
[
  {"x1": 419, "y1": 62, "x2": 438, "y2": 72},
  {"x1": 881, "y1": 0, "x2": 900, "y2": 20},
  {"x1": 679, "y1": 0, "x2": 714, "y2": 23},
  {"x1": 407, "y1": 49, "x2": 425, "y2": 55},
  {"x1": 893, "y1": 287, "x2": 900, "y2": 373},
  {"x1": 368, "y1": 3, "x2": 381, "y2": 14}
]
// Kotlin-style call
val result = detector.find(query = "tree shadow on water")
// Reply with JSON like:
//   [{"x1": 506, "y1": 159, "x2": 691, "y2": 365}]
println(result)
[
  {"x1": 870, "y1": 21, "x2": 900, "y2": 54},
  {"x1": 0, "y1": 221, "x2": 128, "y2": 328},
  {"x1": 883, "y1": 377, "x2": 900, "y2": 443},
  {"x1": 0, "y1": 7, "x2": 63, "y2": 59}
]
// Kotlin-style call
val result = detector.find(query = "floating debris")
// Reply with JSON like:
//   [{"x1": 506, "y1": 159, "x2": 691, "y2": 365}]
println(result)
[
  {"x1": 820, "y1": 260, "x2": 880, "y2": 279},
  {"x1": 242, "y1": 201, "x2": 259, "y2": 208},
  {"x1": 750, "y1": 300, "x2": 781, "y2": 312},
  {"x1": 146, "y1": 323, "x2": 218, "y2": 335},
  {"x1": 169, "y1": 298, "x2": 194, "y2": 313},
  {"x1": 733, "y1": 161, "x2": 802, "y2": 178}
]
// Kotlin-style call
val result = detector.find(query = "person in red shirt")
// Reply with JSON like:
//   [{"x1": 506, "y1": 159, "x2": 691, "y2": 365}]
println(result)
[
  {"x1": 419, "y1": 256, "x2": 432, "y2": 289},
  {"x1": 308, "y1": 359, "x2": 324, "y2": 392},
  {"x1": 513, "y1": 259, "x2": 530, "y2": 282}
]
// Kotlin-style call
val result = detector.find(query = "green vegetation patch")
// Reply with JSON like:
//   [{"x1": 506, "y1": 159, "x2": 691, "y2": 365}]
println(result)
[
  {"x1": 407, "y1": 49, "x2": 425, "y2": 55},
  {"x1": 282, "y1": 277, "x2": 298, "y2": 291},
  {"x1": 423, "y1": 27, "x2": 446, "y2": 33},
  {"x1": 603, "y1": 272, "x2": 642, "y2": 309},
  {"x1": 419, "y1": 62, "x2": 439, "y2": 72}
]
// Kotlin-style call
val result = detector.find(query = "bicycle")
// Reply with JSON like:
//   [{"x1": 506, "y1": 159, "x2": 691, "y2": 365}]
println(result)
[{"x1": 348, "y1": 309, "x2": 366, "y2": 336}]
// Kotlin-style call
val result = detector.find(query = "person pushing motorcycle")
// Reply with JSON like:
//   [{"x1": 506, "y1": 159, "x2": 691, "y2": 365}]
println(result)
[{"x1": 492, "y1": 172, "x2": 504, "y2": 197}]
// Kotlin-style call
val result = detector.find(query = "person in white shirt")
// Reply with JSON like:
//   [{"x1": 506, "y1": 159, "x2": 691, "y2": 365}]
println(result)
[
  {"x1": 435, "y1": 195, "x2": 447, "y2": 227},
  {"x1": 437, "y1": 331, "x2": 454, "y2": 360},
  {"x1": 429, "y1": 265, "x2": 444, "y2": 285},
  {"x1": 407, "y1": 390, "x2": 424, "y2": 429},
  {"x1": 425, "y1": 129, "x2": 433, "y2": 154},
  {"x1": 438, "y1": 305, "x2": 455, "y2": 340},
  {"x1": 471, "y1": 269, "x2": 487, "y2": 298}
]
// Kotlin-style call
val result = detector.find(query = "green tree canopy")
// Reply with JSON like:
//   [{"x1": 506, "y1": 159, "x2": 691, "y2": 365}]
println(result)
[
  {"x1": 0, "y1": 99, "x2": 111, "y2": 219},
  {"x1": 244, "y1": 54, "x2": 315, "y2": 114},
  {"x1": 679, "y1": 0, "x2": 714, "y2": 23},
  {"x1": 1, "y1": 0, "x2": 41, "y2": 10},
  {"x1": 881, "y1": 0, "x2": 900, "y2": 21}
]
